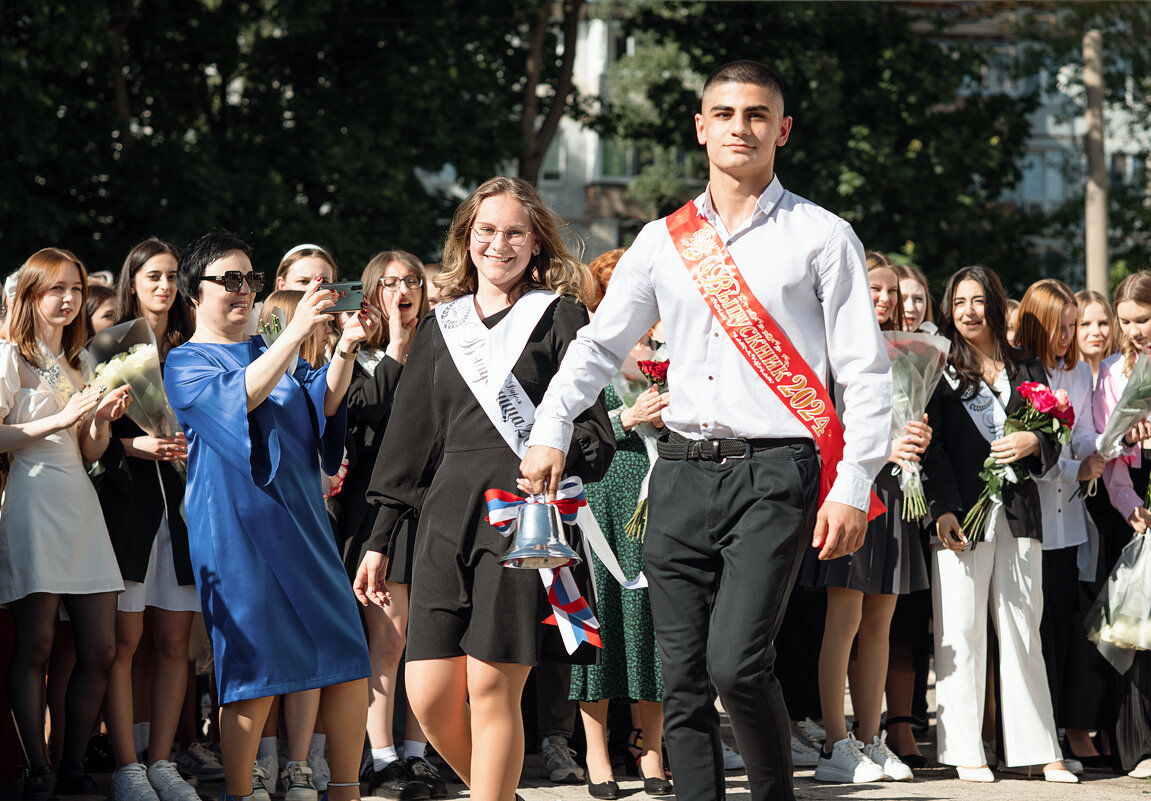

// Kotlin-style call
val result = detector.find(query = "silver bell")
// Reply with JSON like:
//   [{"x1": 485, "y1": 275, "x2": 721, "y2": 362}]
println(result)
[{"x1": 500, "y1": 502, "x2": 581, "y2": 569}]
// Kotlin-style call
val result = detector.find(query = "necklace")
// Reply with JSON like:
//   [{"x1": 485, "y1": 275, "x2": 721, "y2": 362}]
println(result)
[{"x1": 981, "y1": 361, "x2": 1003, "y2": 382}]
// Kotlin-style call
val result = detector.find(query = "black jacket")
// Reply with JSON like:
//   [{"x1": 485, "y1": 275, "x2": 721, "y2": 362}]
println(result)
[{"x1": 922, "y1": 353, "x2": 1058, "y2": 540}]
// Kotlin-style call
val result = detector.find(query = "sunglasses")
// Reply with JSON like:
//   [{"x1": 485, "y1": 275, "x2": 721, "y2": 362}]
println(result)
[{"x1": 201, "y1": 270, "x2": 265, "y2": 293}]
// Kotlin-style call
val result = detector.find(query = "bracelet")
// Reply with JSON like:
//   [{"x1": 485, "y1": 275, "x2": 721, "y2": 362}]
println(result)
[{"x1": 336, "y1": 343, "x2": 361, "y2": 360}]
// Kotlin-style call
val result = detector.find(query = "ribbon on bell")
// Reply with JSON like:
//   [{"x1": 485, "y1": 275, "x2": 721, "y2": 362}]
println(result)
[{"x1": 542, "y1": 566, "x2": 603, "y2": 652}]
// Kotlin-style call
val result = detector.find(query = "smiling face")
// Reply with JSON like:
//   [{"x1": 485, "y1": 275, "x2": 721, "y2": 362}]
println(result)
[
  {"x1": 695, "y1": 81, "x2": 792, "y2": 181},
  {"x1": 380, "y1": 260, "x2": 424, "y2": 326},
  {"x1": 952, "y1": 278, "x2": 993, "y2": 348},
  {"x1": 277, "y1": 256, "x2": 334, "y2": 290},
  {"x1": 194, "y1": 250, "x2": 256, "y2": 341},
  {"x1": 133, "y1": 253, "x2": 178, "y2": 316},
  {"x1": 1078, "y1": 301, "x2": 1112, "y2": 361},
  {"x1": 35, "y1": 262, "x2": 83, "y2": 335},
  {"x1": 869, "y1": 266, "x2": 899, "y2": 327},
  {"x1": 468, "y1": 194, "x2": 537, "y2": 296},
  {"x1": 901, "y1": 278, "x2": 927, "y2": 332},
  {"x1": 1117, "y1": 299, "x2": 1151, "y2": 354}
]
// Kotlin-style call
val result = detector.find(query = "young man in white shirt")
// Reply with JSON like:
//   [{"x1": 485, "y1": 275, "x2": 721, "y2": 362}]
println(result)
[{"x1": 521, "y1": 60, "x2": 891, "y2": 801}]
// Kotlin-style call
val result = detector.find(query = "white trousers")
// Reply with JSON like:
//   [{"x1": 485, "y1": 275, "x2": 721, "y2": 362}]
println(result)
[{"x1": 932, "y1": 518, "x2": 1061, "y2": 767}]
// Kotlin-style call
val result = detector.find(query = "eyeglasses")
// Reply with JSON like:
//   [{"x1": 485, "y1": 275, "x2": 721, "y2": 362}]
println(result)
[
  {"x1": 201, "y1": 271, "x2": 265, "y2": 293},
  {"x1": 381, "y1": 275, "x2": 424, "y2": 290},
  {"x1": 471, "y1": 224, "x2": 532, "y2": 246}
]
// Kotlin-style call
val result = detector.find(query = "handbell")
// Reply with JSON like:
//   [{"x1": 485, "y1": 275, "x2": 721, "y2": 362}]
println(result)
[{"x1": 500, "y1": 501, "x2": 581, "y2": 569}]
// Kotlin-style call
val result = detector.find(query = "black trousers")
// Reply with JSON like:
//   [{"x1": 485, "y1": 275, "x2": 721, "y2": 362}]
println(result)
[{"x1": 644, "y1": 443, "x2": 818, "y2": 801}]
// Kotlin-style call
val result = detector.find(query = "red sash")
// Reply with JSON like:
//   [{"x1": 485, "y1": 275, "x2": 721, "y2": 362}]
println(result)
[{"x1": 666, "y1": 201, "x2": 885, "y2": 521}]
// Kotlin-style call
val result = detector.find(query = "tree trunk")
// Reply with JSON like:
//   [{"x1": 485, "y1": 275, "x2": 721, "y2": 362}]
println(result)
[
  {"x1": 1083, "y1": 29, "x2": 1108, "y2": 294},
  {"x1": 519, "y1": 0, "x2": 583, "y2": 185}
]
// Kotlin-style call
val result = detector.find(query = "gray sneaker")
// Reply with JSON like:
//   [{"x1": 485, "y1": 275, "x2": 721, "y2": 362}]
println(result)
[
  {"x1": 174, "y1": 743, "x2": 224, "y2": 783},
  {"x1": 113, "y1": 763, "x2": 160, "y2": 801},
  {"x1": 539, "y1": 736, "x2": 584, "y2": 783},
  {"x1": 279, "y1": 762, "x2": 317, "y2": 801},
  {"x1": 147, "y1": 760, "x2": 200, "y2": 801},
  {"x1": 252, "y1": 761, "x2": 273, "y2": 801}
]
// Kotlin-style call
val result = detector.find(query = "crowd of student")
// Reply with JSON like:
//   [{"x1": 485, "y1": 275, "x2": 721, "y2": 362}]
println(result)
[{"x1": 2, "y1": 70, "x2": 1150, "y2": 801}]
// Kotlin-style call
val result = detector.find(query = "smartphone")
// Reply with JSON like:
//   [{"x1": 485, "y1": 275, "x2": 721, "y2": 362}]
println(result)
[{"x1": 318, "y1": 281, "x2": 364, "y2": 313}]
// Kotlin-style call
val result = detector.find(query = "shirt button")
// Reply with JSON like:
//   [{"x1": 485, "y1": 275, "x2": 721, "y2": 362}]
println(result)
[
  {"x1": 708, "y1": 376, "x2": 714, "y2": 381},
  {"x1": 713, "y1": 331, "x2": 720, "y2": 337},
  {"x1": 702, "y1": 422, "x2": 709, "y2": 428}
]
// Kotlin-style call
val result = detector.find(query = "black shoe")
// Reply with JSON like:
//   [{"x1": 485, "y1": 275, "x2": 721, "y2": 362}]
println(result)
[
  {"x1": 405, "y1": 757, "x2": 447, "y2": 799},
  {"x1": 21, "y1": 767, "x2": 57, "y2": 801},
  {"x1": 638, "y1": 766, "x2": 672, "y2": 797},
  {"x1": 368, "y1": 760, "x2": 431, "y2": 801},
  {"x1": 83, "y1": 733, "x2": 116, "y2": 774},
  {"x1": 586, "y1": 777, "x2": 619, "y2": 800}
]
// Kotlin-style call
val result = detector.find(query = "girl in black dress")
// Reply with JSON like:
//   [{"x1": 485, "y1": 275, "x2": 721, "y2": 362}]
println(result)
[{"x1": 355, "y1": 177, "x2": 613, "y2": 801}]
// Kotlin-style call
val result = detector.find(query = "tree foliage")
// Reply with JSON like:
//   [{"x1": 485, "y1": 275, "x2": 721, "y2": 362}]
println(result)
[
  {"x1": 1, "y1": 0, "x2": 581, "y2": 276},
  {"x1": 597, "y1": 1, "x2": 1046, "y2": 291}
]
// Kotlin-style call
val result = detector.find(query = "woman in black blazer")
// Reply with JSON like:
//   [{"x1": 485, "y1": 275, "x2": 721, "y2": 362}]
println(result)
[{"x1": 921, "y1": 265, "x2": 1075, "y2": 784}]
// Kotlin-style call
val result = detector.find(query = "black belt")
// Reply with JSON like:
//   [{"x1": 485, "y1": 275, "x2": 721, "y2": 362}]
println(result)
[{"x1": 656, "y1": 431, "x2": 811, "y2": 462}]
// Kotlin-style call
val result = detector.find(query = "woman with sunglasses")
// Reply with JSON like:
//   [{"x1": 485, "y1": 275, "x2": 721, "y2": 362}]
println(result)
[{"x1": 163, "y1": 231, "x2": 373, "y2": 801}]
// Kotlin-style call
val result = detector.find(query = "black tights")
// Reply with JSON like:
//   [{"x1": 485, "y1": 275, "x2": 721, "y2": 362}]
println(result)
[{"x1": 7, "y1": 592, "x2": 117, "y2": 771}]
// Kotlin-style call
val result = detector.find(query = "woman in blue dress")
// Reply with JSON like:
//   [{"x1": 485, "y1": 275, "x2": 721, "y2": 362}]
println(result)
[{"x1": 163, "y1": 231, "x2": 372, "y2": 801}]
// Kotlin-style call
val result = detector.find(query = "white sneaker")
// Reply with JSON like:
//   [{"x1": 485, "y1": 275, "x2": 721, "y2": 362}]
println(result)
[
  {"x1": 306, "y1": 746, "x2": 330, "y2": 792},
  {"x1": 147, "y1": 760, "x2": 200, "y2": 801},
  {"x1": 814, "y1": 736, "x2": 886, "y2": 783},
  {"x1": 279, "y1": 762, "x2": 318, "y2": 801},
  {"x1": 796, "y1": 717, "x2": 826, "y2": 744},
  {"x1": 252, "y1": 760, "x2": 273, "y2": 801},
  {"x1": 113, "y1": 763, "x2": 161, "y2": 801},
  {"x1": 862, "y1": 733, "x2": 913, "y2": 781},
  {"x1": 721, "y1": 743, "x2": 745, "y2": 771}
]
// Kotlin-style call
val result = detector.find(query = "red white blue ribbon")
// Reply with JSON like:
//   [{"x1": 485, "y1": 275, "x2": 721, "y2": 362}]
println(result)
[{"x1": 482, "y1": 476, "x2": 647, "y2": 653}]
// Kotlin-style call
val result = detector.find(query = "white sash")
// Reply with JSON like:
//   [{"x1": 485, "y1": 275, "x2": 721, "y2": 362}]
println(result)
[
  {"x1": 438, "y1": 291, "x2": 646, "y2": 592},
  {"x1": 943, "y1": 366, "x2": 1018, "y2": 542},
  {"x1": 437, "y1": 291, "x2": 556, "y2": 458}
]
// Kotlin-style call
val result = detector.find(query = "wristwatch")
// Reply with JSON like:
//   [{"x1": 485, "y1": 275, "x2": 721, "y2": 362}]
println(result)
[{"x1": 336, "y1": 343, "x2": 361, "y2": 360}]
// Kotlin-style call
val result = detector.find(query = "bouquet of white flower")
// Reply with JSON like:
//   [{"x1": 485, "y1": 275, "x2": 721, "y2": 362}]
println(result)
[
  {"x1": 1085, "y1": 531, "x2": 1151, "y2": 674},
  {"x1": 882, "y1": 331, "x2": 950, "y2": 521},
  {"x1": 89, "y1": 318, "x2": 184, "y2": 479}
]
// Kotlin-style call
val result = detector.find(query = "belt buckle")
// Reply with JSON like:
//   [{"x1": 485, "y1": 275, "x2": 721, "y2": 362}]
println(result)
[
  {"x1": 693, "y1": 439, "x2": 718, "y2": 461},
  {"x1": 725, "y1": 440, "x2": 753, "y2": 461}
]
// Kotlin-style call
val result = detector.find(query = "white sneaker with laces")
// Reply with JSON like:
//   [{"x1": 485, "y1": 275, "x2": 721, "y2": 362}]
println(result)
[
  {"x1": 790, "y1": 734, "x2": 820, "y2": 769},
  {"x1": 252, "y1": 760, "x2": 273, "y2": 801},
  {"x1": 862, "y1": 733, "x2": 912, "y2": 781},
  {"x1": 280, "y1": 761, "x2": 318, "y2": 801},
  {"x1": 147, "y1": 760, "x2": 200, "y2": 801},
  {"x1": 722, "y1": 743, "x2": 745, "y2": 771},
  {"x1": 814, "y1": 736, "x2": 886, "y2": 783},
  {"x1": 796, "y1": 717, "x2": 826, "y2": 744},
  {"x1": 113, "y1": 763, "x2": 161, "y2": 801},
  {"x1": 306, "y1": 747, "x2": 330, "y2": 792}
]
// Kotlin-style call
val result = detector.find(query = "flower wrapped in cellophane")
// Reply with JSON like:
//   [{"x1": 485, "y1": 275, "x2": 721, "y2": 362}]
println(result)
[
  {"x1": 882, "y1": 331, "x2": 950, "y2": 521},
  {"x1": 1085, "y1": 531, "x2": 1151, "y2": 674},
  {"x1": 962, "y1": 381, "x2": 1073, "y2": 548},
  {"x1": 1097, "y1": 353, "x2": 1151, "y2": 460},
  {"x1": 88, "y1": 318, "x2": 185, "y2": 479}
]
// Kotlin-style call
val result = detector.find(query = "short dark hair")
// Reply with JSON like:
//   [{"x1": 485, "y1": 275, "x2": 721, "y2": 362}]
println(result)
[
  {"x1": 178, "y1": 230, "x2": 252, "y2": 301},
  {"x1": 702, "y1": 60, "x2": 786, "y2": 108}
]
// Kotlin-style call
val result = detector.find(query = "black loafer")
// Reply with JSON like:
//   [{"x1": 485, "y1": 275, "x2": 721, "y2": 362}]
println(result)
[{"x1": 368, "y1": 760, "x2": 431, "y2": 801}]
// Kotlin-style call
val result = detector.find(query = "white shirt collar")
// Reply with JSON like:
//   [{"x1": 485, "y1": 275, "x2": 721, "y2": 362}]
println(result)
[{"x1": 694, "y1": 176, "x2": 786, "y2": 240}]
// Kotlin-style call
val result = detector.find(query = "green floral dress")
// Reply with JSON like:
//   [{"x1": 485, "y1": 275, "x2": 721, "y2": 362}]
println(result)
[{"x1": 569, "y1": 382, "x2": 663, "y2": 702}]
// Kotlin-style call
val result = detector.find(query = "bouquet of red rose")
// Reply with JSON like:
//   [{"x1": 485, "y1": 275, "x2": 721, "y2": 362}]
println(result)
[
  {"x1": 624, "y1": 352, "x2": 669, "y2": 539},
  {"x1": 962, "y1": 381, "x2": 1073, "y2": 548},
  {"x1": 636, "y1": 359, "x2": 669, "y2": 389}
]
